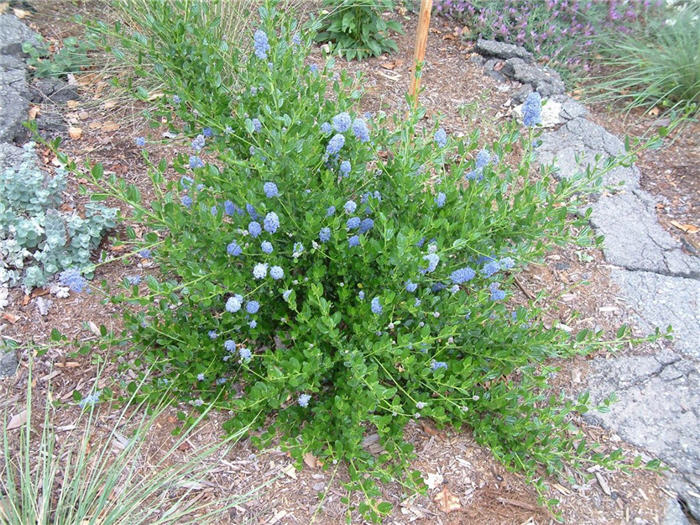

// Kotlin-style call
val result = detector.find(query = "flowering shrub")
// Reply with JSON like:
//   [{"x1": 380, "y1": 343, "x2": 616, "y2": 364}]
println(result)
[
  {"x1": 75, "y1": 1, "x2": 661, "y2": 520},
  {"x1": 429, "y1": 0, "x2": 668, "y2": 74}
]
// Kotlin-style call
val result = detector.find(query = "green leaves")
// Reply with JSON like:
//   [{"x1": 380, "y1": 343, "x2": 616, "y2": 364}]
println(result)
[{"x1": 314, "y1": 0, "x2": 403, "y2": 61}]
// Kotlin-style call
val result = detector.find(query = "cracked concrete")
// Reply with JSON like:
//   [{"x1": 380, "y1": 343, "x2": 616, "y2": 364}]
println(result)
[{"x1": 537, "y1": 105, "x2": 700, "y2": 522}]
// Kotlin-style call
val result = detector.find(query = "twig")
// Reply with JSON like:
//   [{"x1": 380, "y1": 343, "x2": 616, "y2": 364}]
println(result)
[{"x1": 513, "y1": 275, "x2": 535, "y2": 300}]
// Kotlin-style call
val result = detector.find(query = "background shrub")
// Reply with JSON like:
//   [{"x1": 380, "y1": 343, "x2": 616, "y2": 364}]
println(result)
[
  {"x1": 0, "y1": 143, "x2": 116, "y2": 290},
  {"x1": 589, "y1": 2, "x2": 700, "y2": 115},
  {"x1": 75, "y1": 1, "x2": 660, "y2": 519},
  {"x1": 314, "y1": 0, "x2": 403, "y2": 60}
]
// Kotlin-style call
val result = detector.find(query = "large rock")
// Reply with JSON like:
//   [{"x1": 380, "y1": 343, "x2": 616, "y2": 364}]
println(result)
[
  {"x1": 537, "y1": 117, "x2": 640, "y2": 189},
  {"x1": 502, "y1": 57, "x2": 565, "y2": 96},
  {"x1": 0, "y1": 80, "x2": 29, "y2": 142},
  {"x1": 0, "y1": 142, "x2": 24, "y2": 171},
  {"x1": 475, "y1": 38, "x2": 533, "y2": 62},
  {"x1": 0, "y1": 13, "x2": 39, "y2": 57},
  {"x1": 591, "y1": 191, "x2": 700, "y2": 278},
  {"x1": 0, "y1": 347, "x2": 18, "y2": 377}
]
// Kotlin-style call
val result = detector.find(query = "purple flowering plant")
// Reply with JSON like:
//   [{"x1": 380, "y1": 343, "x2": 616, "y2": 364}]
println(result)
[{"x1": 75, "y1": 2, "x2": 670, "y2": 521}]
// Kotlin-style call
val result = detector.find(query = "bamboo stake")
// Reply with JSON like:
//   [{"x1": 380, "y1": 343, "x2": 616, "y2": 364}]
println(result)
[{"x1": 408, "y1": 0, "x2": 433, "y2": 107}]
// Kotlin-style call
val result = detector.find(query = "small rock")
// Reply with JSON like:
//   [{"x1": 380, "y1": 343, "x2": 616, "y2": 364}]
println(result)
[
  {"x1": 0, "y1": 347, "x2": 18, "y2": 378},
  {"x1": 32, "y1": 77, "x2": 79, "y2": 103},
  {"x1": 475, "y1": 39, "x2": 533, "y2": 62},
  {"x1": 36, "y1": 296, "x2": 52, "y2": 316},
  {"x1": 502, "y1": 57, "x2": 565, "y2": 96}
]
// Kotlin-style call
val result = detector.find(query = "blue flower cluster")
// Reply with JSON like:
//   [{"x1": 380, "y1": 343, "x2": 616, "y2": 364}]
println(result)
[
  {"x1": 370, "y1": 297, "x2": 382, "y2": 314},
  {"x1": 264, "y1": 182, "x2": 279, "y2": 198},
  {"x1": 434, "y1": 128, "x2": 447, "y2": 148},
  {"x1": 59, "y1": 268, "x2": 87, "y2": 293},
  {"x1": 523, "y1": 92, "x2": 542, "y2": 127},
  {"x1": 253, "y1": 29, "x2": 270, "y2": 59},
  {"x1": 264, "y1": 212, "x2": 280, "y2": 233},
  {"x1": 327, "y1": 134, "x2": 345, "y2": 156}
]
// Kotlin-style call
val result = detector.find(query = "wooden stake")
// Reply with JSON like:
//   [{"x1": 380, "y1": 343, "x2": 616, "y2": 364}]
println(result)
[{"x1": 408, "y1": 0, "x2": 433, "y2": 107}]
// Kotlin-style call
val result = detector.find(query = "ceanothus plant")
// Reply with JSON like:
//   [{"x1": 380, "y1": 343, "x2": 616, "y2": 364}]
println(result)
[{"x1": 78, "y1": 1, "x2": 660, "y2": 520}]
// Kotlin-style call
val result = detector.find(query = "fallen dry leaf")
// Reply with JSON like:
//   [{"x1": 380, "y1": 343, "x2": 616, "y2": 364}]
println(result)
[
  {"x1": 0, "y1": 3, "x2": 8, "y2": 15},
  {"x1": 68, "y1": 126, "x2": 83, "y2": 140},
  {"x1": 28, "y1": 105, "x2": 40, "y2": 120},
  {"x1": 648, "y1": 106, "x2": 660, "y2": 117},
  {"x1": 433, "y1": 486, "x2": 461, "y2": 514},
  {"x1": 13, "y1": 7, "x2": 30, "y2": 18},
  {"x1": 55, "y1": 361, "x2": 80, "y2": 368},
  {"x1": 2, "y1": 312, "x2": 19, "y2": 324},
  {"x1": 420, "y1": 420, "x2": 446, "y2": 439},
  {"x1": 381, "y1": 59, "x2": 403, "y2": 70},
  {"x1": 303, "y1": 452, "x2": 322, "y2": 469},
  {"x1": 66, "y1": 100, "x2": 80, "y2": 109},
  {"x1": 78, "y1": 110, "x2": 89, "y2": 120},
  {"x1": 282, "y1": 464, "x2": 297, "y2": 479},
  {"x1": 103, "y1": 100, "x2": 117, "y2": 109},
  {"x1": 102, "y1": 121, "x2": 120, "y2": 132},
  {"x1": 7, "y1": 410, "x2": 27, "y2": 431},
  {"x1": 670, "y1": 220, "x2": 699, "y2": 234}
]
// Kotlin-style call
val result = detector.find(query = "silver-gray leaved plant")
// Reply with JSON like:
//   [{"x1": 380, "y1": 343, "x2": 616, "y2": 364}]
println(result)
[{"x1": 0, "y1": 143, "x2": 117, "y2": 291}]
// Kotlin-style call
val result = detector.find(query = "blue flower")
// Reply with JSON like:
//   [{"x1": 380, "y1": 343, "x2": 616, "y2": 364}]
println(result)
[
  {"x1": 466, "y1": 168, "x2": 484, "y2": 181},
  {"x1": 246, "y1": 300, "x2": 260, "y2": 314},
  {"x1": 249, "y1": 320, "x2": 257, "y2": 328},
  {"x1": 202, "y1": 127, "x2": 213, "y2": 137},
  {"x1": 253, "y1": 263, "x2": 268, "y2": 279},
  {"x1": 431, "y1": 360, "x2": 447, "y2": 371},
  {"x1": 248, "y1": 221, "x2": 262, "y2": 237},
  {"x1": 476, "y1": 148, "x2": 491, "y2": 169},
  {"x1": 346, "y1": 217, "x2": 361, "y2": 230},
  {"x1": 189, "y1": 155, "x2": 204, "y2": 169},
  {"x1": 482, "y1": 260, "x2": 500, "y2": 277},
  {"x1": 197, "y1": 373, "x2": 205, "y2": 381},
  {"x1": 126, "y1": 275, "x2": 141, "y2": 285},
  {"x1": 263, "y1": 182, "x2": 279, "y2": 198},
  {"x1": 208, "y1": 330, "x2": 218, "y2": 339},
  {"x1": 450, "y1": 267, "x2": 476, "y2": 284},
  {"x1": 414, "y1": 298, "x2": 422, "y2": 306},
  {"x1": 500, "y1": 257, "x2": 515, "y2": 270},
  {"x1": 239, "y1": 347, "x2": 252, "y2": 361},
  {"x1": 292, "y1": 32, "x2": 302, "y2": 45},
  {"x1": 371, "y1": 297, "x2": 382, "y2": 314},
  {"x1": 432, "y1": 282, "x2": 446, "y2": 292},
  {"x1": 181, "y1": 195, "x2": 193, "y2": 208},
  {"x1": 359, "y1": 218, "x2": 374, "y2": 233},
  {"x1": 227, "y1": 240, "x2": 242, "y2": 256},
  {"x1": 216, "y1": 377, "x2": 227, "y2": 385},
  {"x1": 270, "y1": 266, "x2": 284, "y2": 280},
  {"x1": 490, "y1": 282, "x2": 506, "y2": 301},
  {"x1": 348, "y1": 235, "x2": 360, "y2": 247},
  {"x1": 293, "y1": 242, "x2": 304, "y2": 257},
  {"x1": 59, "y1": 269, "x2": 87, "y2": 293},
  {"x1": 253, "y1": 29, "x2": 270, "y2": 59},
  {"x1": 224, "y1": 339, "x2": 236, "y2": 352},
  {"x1": 225, "y1": 294, "x2": 243, "y2": 313},
  {"x1": 319, "y1": 227, "x2": 331, "y2": 243},
  {"x1": 326, "y1": 134, "x2": 345, "y2": 156},
  {"x1": 78, "y1": 391, "x2": 101, "y2": 408},
  {"x1": 434, "y1": 128, "x2": 447, "y2": 148},
  {"x1": 326, "y1": 206, "x2": 336, "y2": 217},
  {"x1": 358, "y1": 291, "x2": 365, "y2": 300},
  {"x1": 298, "y1": 394, "x2": 311, "y2": 407},
  {"x1": 210, "y1": 206, "x2": 218, "y2": 216},
  {"x1": 435, "y1": 192, "x2": 446, "y2": 208},
  {"x1": 352, "y1": 118, "x2": 369, "y2": 142},
  {"x1": 224, "y1": 200, "x2": 236, "y2": 215},
  {"x1": 246, "y1": 203, "x2": 259, "y2": 220},
  {"x1": 422, "y1": 253, "x2": 439, "y2": 273},
  {"x1": 252, "y1": 118, "x2": 262, "y2": 132},
  {"x1": 172, "y1": 95, "x2": 181, "y2": 104},
  {"x1": 309, "y1": 64, "x2": 319, "y2": 74},
  {"x1": 320, "y1": 122, "x2": 332, "y2": 134},
  {"x1": 344, "y1": 200, "x2": 357, "y2": 214},
  {"x1": 405, "y1": 280, "x2": 417, "y2": 293},
  {"x1": 264, "y1": 212, "x2": 280, "y2": 233},
  {"x1": 261, "y1": 241, "x2": 273, "y2": 254},
  {"x1": 138, "y1": 249, "x2": 152, "y2": 258},
  {"x1": 332, "y1": 112, "x2": 351, "y2": 133},
  {"x1": 339, "y1": 160, "x2": 351, "y2": 177},
  {"x1": 135, "y1": 136, "x2": 146, "y2": 147},
  {"x1": 282, "y1": 289, "x2": 292, "y2": 301},
  {"x1": 191, "y1": 134, "x2": 205, "y2": 151},
  {"x1": 522, "y1": 92, "x2": 542, "y2": 127},
  {"x1": 180, "y1": 176, "x2": 194, "y2": 189}
]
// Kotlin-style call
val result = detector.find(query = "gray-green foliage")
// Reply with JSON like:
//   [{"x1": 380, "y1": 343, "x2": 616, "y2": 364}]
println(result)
[{"x1": 0, "y1": 143, "x2": 117, "y2": 290}]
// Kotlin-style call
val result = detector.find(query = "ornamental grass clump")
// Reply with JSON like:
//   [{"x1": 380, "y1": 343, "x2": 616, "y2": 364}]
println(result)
[{"x1": 75, "y1": 1, "x2": 662, "y2": 520}]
